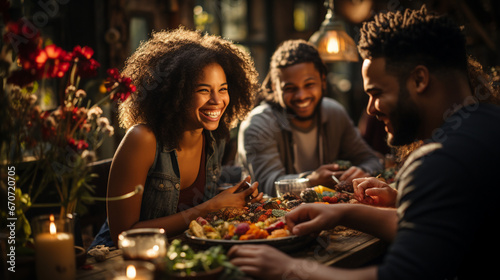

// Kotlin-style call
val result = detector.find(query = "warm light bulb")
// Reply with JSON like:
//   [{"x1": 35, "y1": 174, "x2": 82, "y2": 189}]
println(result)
[
  {"x1": 326, "y1": 36, "x2": 339, "y2": 54},
  {"x1": 309, "y1": 4, "x2": 359, "y2": 62},
  {"x1": 126, "y1": 264, "x2": 136, "y2": 279},
  {"x1": 49, "y1": 214, "x2": 56, "y2": 235}
]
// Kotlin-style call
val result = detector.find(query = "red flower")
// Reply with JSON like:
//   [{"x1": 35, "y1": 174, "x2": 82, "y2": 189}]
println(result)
[
  {"x1": 68, "y1": 138, "x2": 89, "y2": 151},
  {"x1": 70, "y1": 46, "x2": 100, "y2": 78},
  {"x1": 105, "y1": 68, "x2": 135, "y2": 102},
  {"x1": 36, "y1": 44, "x2": 71, "y2": 78},
  {"x1": 107, "y1": 68, "x2": 120, "y2": 79}
]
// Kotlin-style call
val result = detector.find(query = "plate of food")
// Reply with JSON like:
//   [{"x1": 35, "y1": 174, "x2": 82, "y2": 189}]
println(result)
[
  {"x1": 184, "y1": 183, "x2": 360, "y2": 252},
  {"x1": 185, "y1": 198, "x2": 312, "y2": 252},
  {"x1": 185, "y1": 230, "x2": 310, "y2": 253}
]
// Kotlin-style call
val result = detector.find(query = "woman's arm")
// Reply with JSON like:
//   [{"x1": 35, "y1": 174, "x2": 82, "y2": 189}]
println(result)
[
  {"x1": 107, "y1": 125, "x2": 156, "y2": 245},
  {"x1": 107, "y1": 125, "x2": 260, "y2": 244},
  {"x1": 128, "y1": 181, "x2": 260, "y2": 237}
]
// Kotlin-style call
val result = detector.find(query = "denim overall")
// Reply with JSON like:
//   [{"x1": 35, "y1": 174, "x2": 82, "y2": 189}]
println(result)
[{"x1": 90, "y1": 131, "x2": 224, "y2": 248}]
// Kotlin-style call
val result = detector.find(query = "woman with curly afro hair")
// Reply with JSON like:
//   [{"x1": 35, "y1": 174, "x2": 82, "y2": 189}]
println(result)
[{"x1": 91, "y1": 27, "x2": 262, "y2": 247}]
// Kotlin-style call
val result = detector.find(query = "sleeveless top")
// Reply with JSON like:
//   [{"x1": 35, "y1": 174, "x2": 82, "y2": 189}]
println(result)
[
  {"x1": 90, "y1": 130, "x2": 224, "y2": 248},
  {"x1": 177, "y1": 136, "x2": 206, "y2": 212}
]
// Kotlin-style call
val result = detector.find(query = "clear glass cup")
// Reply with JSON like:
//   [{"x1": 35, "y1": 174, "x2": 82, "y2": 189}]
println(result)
[
  {"x1": 274, "y1": 178, "x2": 310, "y2": 197},
  {"x1": 118, "y1": 228, "x2": 168, "y2": 261}
]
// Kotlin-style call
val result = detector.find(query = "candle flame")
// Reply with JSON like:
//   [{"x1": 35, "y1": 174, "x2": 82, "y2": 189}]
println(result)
[
  {"x1": 327, "y1": 37, "x2": 339, "y2": 54},
  {"x1": 126, "y1": 264, "x2": 136, "y2": 279},
  {"x1": 49, "y1": 214, "x2": 56, "y2": 235}
]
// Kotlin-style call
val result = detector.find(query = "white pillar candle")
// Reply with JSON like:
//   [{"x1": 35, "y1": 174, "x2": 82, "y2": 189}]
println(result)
[{"x1": 34, "y1": 214, "x2": 76, "y2": 280}]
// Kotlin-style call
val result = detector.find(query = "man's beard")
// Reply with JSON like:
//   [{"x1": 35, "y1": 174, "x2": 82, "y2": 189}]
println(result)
[{"x1": 386, "y1": 89, "x2": 421, "y2": 147}]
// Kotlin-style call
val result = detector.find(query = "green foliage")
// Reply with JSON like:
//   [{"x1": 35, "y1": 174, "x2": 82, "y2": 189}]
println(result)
[{"x1": 164, "y1": 239, "x2": 243, "y2": 278}]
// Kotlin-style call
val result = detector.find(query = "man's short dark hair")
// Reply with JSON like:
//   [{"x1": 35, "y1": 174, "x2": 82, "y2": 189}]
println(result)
[{"x1": 358, "y1": 5, "x2": 467, "y2": 79}]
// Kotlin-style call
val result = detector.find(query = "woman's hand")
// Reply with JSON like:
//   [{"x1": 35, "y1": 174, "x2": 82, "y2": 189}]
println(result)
[
  {"x1": 231, "y1": 176, "x2": 263, "y2": 203},
  {"x1": 207, "y1": 176, "x2": 263, "y2": 210},
  {"x1": 352, "y1": 177, "x2": 397, "y2": 207}
]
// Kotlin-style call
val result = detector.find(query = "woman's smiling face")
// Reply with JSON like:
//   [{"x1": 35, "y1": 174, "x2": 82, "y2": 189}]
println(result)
[{"x1": 186, "y1": 62, "x2": 229, "y2": 131}]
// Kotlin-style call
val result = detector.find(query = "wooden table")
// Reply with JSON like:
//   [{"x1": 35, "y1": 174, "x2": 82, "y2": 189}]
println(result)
[
  {"x1": 76, "y1": 227, "x2": 387, "y2": 279},
  {"x1": 290, "y1": 227, "x2": 387, "y2": 268}
]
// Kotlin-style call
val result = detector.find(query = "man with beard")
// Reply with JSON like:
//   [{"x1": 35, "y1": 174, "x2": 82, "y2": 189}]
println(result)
[
  {"x1": 229, "y1": 6, "x2": 500, "y2": 279},
  {"x1": 237, "y1": 40, "x2": 382, "y2": 195}
]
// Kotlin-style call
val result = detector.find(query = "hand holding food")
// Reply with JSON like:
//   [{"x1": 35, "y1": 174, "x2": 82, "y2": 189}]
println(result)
[
  {"x1": 352, "y1": 177, "x2": 397, "y2": 207},
  {"x1": 338, "y1": 166, "x2": 371, "y2": 182},
  {"x1": 285, "y1": 203, "x2": 343, "y2": 236},
  {"x1": 209, "y1": 177, "x2": 263, "y2": 210}
]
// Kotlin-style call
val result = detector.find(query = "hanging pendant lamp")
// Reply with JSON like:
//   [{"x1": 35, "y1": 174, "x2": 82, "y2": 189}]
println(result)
[{"x1": 309, "y1": 0, "x2": 359, "y2": 62}]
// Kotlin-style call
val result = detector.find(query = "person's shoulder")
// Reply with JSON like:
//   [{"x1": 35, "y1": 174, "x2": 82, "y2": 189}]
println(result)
[
  {"x1": 240, "y1": 103, "x2": 282, "y2": 138},
  {"x1": 248, "y1": 102, "x2": 274, "y2": 117},
  {"x1": 442, "y1": 103, "x2": 500, "y2": 147},
  {"x1": 475, "y1": 103, "x2": 500, "y2": 122},
  {"x1": 321, "y1": 97, "x2": 349, "y2": 116},
  {"x1": 320, "y1": 97, "x2": 352, "y2": 125},
  {"x1": 403, "y1": 143, "x2": 443, "y2": 165},
  {"x1": 244, "y1": 103, "x2": 278, "y2": 126},
  {"x1": 121, "y1": 124, "x2": 157, "y2": 148},
  {"x1": 112, "y1": 124, "x2": 157, "y2": 171},
  {"x1": 322, "y1": 97, "x2": 346, "y2": 110}
]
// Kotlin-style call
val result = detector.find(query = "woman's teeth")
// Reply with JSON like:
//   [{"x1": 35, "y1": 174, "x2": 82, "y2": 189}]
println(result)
[{"x1": 201, "y1": 110, "x2": 221, "y2": 118}]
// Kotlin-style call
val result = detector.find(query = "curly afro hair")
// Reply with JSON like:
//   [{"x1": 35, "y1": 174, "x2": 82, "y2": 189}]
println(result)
[
  {"x1": 259, "y1": 39, "x2": 327, "y2": 106},
  {"x1": 119, "y1": 27, "x2": 259, "y2": 149},
  {"x1": 358, "y1": 5, "x2": 468, "y2": 81}
]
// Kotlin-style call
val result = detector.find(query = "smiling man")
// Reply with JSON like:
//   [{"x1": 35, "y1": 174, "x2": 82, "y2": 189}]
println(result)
[
  {"x1": 229, "y1": 6, "x2": 500, "y2": 280},
  {"x1": 236, "y1": 40, "x2": 382, "y2": 195}
]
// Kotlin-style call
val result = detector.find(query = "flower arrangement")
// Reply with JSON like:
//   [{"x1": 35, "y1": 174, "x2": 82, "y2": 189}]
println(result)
[{"x1": 0, "y1": 17, "x2": 135, "y2": 245}]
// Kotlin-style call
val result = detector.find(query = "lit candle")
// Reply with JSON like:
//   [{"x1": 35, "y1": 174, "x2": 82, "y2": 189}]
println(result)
[
  {"x1": 34, "y1": 214, "x2": 76, "y2": 280},
  {"x1": 127, "y1": 265, "x2": 136, "y2": 278},
  {"x1": 112, "y1": 262, "x2": 155, "y2": 280}
]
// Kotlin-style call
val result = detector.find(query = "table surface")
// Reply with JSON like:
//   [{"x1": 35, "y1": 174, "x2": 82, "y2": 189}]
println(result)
[{"x1": 76, "y1": 227, "x2": 387, "y2": 279}]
